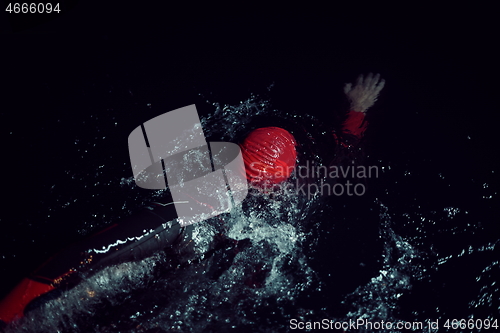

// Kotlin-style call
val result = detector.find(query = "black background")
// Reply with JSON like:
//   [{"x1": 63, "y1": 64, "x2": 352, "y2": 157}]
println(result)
[{"x1": 1, "y1": 1, "x2": 498, "y2": 321}]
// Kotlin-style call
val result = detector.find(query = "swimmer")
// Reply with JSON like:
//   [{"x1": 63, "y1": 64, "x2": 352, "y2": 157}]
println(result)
[{"x1": 0, "y1": 73, "x2": 385, "y2": 326}]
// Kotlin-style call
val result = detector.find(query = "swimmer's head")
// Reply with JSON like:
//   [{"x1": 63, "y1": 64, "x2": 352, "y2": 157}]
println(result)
[{"x1": 240, "y1": 127, "x2": 297, "y2": 187}]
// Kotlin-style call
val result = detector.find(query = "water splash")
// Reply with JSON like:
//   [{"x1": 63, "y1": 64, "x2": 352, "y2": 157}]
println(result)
[{"x1": 4, "y1": 94, "x2": 497, "y2": 332}]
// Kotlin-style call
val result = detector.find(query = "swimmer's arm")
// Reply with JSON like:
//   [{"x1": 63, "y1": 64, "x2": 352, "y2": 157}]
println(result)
[{"x1": 341, "y1": 73, "x2": 385, "y2": 137}]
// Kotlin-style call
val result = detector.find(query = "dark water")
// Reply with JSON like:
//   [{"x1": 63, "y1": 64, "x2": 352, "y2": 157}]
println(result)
[{"x1": 1, "y1": 6, "x2": 498, "y2": 332}]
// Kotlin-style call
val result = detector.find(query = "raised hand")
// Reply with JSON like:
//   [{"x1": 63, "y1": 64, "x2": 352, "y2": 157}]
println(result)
[{"x1": 343, "y1": 73, "x2": 385, "y2": 113}]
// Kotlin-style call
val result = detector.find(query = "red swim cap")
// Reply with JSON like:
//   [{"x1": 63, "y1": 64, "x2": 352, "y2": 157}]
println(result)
[{"x1": 240, "y1": 127, "x2": 297, "y2": 187}]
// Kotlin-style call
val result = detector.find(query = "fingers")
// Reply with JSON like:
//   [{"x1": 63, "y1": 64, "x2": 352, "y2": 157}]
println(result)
[
  {"x1": 343, "y1": 82, "x2": 352, "y2": 95},
  {"x1": 374, "y1": 78, "x2": 385, "y2": 95},
  {"x1": 364, "y1": 72, "x2": 374, "y2": 88},
  {"x1": 362, "y1": 72, "x2": 381, "y2": 89},
  {"x1": 363, "y1": 73, "x2": 385, "y2": 94},
  {"x1": 369, "y1": 73, "x2": 378, "y2": 89},
  {"x1": 356, "y1": 74, "x2": 364, "y2": 87}
]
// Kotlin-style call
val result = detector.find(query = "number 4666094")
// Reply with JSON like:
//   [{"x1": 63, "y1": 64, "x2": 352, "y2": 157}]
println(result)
[{"x1": 6, "y1": 3, "x2": 60, "y2": 14}]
